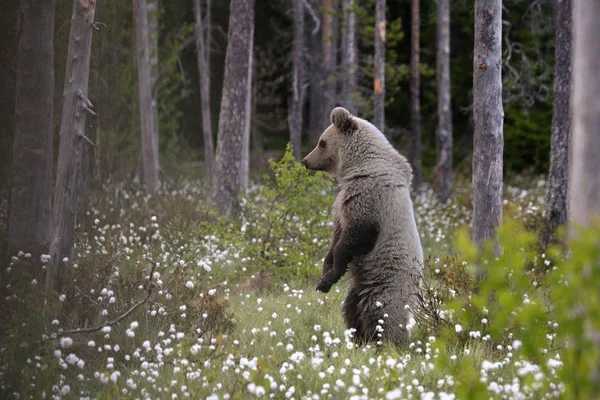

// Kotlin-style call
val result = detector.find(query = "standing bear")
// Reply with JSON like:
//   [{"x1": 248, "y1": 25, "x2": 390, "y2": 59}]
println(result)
[{"x1": 302, "y1": 107, "x2": 423, "y2": 346}]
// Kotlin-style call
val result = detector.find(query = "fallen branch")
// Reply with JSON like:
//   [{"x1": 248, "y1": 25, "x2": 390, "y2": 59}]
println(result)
[{"x1": 55, "y1": 259, "x2": 157, "y2": 337}]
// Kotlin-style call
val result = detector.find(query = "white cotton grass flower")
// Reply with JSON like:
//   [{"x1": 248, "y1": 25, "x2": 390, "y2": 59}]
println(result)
[{"x1": 60, "y1": 337, "x2": 73, "y2": 348}]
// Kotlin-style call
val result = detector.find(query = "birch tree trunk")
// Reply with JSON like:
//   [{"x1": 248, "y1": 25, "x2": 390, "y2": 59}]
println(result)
[
  {"x1": 240, "y1": 35, "x2": 253, "y2": 190},
  {"x1": 148, "y1": 0, "x2": 159, "y2": 164},
  {"x1": 289, "y1": 0, "x2": 305, "y2": 161},
  {"x1": 322, "y1": 0, "x2": 338, "y2": 128},
  {"x1": 211, "y1": 0, "x2": 254, "y2": 216},
  {"x1": 194, "y1": 0, "x2": 215, "y2": 186},
  {"x1": 374, "y1": 0, "x2": 386, "y2": 132},
  {"x1": 569, "y1": 0, "x2": 600, "y2": 235},
  {"x1": 341, "y1": 0, "x2": 357, "y2": 113},
  {"x1": 410, "y1": 0, "x2": 422, "y2": 192},
  {"x1": 542, "y1": 0, "x2": 572, "y2": 247},
  {"x1": 9, "y1": 0, "x2": 55, "y2": 256},
  {"x1": 47, "y1": 0, "x2": 97, "y2": 292},
  {"x1": 135, "y1": 0, "x2": 160, "y2": 195},
  {"x1": 435, "y1": 0, "x2": 453, "y2": 204},
  {"x1": 472, "y1": 0, "x2": 504, "y2": 248}
]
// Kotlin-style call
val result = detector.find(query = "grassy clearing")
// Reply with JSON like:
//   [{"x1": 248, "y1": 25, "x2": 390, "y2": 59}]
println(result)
[{"x1": 1, "y1": 153, "x2": 597, "y2": 399}]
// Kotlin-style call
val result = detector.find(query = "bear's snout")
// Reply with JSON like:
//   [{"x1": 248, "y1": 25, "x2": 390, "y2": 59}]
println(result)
[{"x1": 301, "y1": 158, "x2": 309, "y2": 168}]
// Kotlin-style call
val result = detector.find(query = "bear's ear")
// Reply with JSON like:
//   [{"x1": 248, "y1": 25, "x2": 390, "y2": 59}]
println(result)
[{"x1": 331, "y1": 107, "x2": 357, "y2": 133}]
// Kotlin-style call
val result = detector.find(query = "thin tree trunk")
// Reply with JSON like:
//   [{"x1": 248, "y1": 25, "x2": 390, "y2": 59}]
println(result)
[
  {"x1": 194, "y1": 0, "x2": 215, "y2": 186},
  {"x1": 308, "y1": 7, "x2": 324, "y2": 143},
  {"x1": 435, "y1": 0, "x2": 452, "y2": 204},
  {"x1": 135, "y1": 0, "x2": 160, "y2": 195},
  {"x1": 148, "y1": 0, "x2": 159, "y2": 167},
  {"x1": 47, "y1": 0, "x2": 97, "y2": 292},
  {"x1": 240, "y1": 32, "x2": 253, "y2": 189},
  {"x1": 569, "y1": 0, "x2": 600, "y2": 236},
  {"x1": 410, "y1": 0, "x2": 422, "y2": 192},
  {"x1": 289, "y1": 0, "x2": 305, "y2": 161},
  {"x1": 211, "y1": 0, "x2": 254, "y2": 216},
  {"x1": 341, "y1": 0, "x2": 357, "y2": 113},
  {"x1": 374, "y1": 0, "x2": 386, "y2": 132},
  {"x1": 322, "y1": 0, "x2": 338, "y2": 128},
  {"x1": 542, "y1": 0, "x2": 572, "y2": 248},
  {"x1": 9, "y1": 0, "x2": 55, "y2": 257},
  {"x1": 472, "y1": 0, "x2": 503, "y2": 248}
]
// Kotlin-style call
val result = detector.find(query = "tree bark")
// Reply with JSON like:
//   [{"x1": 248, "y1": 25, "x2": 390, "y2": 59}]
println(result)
[
  {"x1": 410, "y1": 0, "x2": 422, "y2": 192},
  {"x1": 341, "y1": 0, "x2": 357, "y2": 113},
  {"x1": 289, "y1": 0, "x2": 305, "y2": 161},
  {"x1": 240, "y1": 32, "x2": 254, "y2": 190},
  {"x1": 569, "y1": 0, "x2": 600, "y2": 235},
  {"x1": 543, "y1": 0, "x2": 571, "y2": 248},
  {"x1": 148, "y1": 0, "x2": 159, "y2": 168},
  {"x1": 211, "y1": 0, "x2": 254, "y2": 216},
  {"x1": 8, "y1": 0, "x2": 55, "y2": 256},
  {"x1": 322, "y1": 0, "x2": 338, "y2": 128},
  {"x1": 308, "y1": 5, "x2": 325, "y2": 143},
  {"x1": 374, "y1": 0, "x2": 386, "y2": 132},
  {"x1": 47, "y1": 0, "x2": 97, "y2": 292},
  {"x1": 472, "y1": 0, "x2": 504, "y2": 248},
  {"x1": 134, "y1": 0, "x2": 160, "y2": 195},
  {"x1": 194, "y1": 0, "x2": 215, "y2": 186},
  {"x1": 435, "y1": 0, "x2": 452, "y2": 203}
]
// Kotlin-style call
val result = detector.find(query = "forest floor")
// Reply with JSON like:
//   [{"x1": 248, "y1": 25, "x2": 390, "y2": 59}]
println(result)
[{"x1": 1, "y1": 159, "x2": 584, "y2": 399}]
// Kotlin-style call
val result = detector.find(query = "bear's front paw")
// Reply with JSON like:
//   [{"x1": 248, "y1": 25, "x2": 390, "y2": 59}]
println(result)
[{"x1": 316, "y1": 279, "x2": 332, "y2": 293}]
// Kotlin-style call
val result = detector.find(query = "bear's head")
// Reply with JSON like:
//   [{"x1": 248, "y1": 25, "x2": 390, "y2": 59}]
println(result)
[
  {"x1": 301, "y1": 107, "x2": 358, "y2": 175},
  {"x1": 302, "y1": 107, "x2": 411, "y2": 183}
]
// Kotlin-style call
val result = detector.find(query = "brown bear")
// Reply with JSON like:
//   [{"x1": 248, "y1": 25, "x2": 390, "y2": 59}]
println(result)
[{"x1": 302, "y1": 107, "x2": 423, "y2": 346}]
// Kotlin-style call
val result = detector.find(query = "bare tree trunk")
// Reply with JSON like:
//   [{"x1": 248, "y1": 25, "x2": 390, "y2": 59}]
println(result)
[
  {"x1": 341, "y1": 0, "x2": 357, "y2": 113},
  {"x1": 374, "y1": 0, "x2": 386, "y2": 132},
  {"x1": 289, "y1": 0, "x2": 305, "y2": 160},
  {"x1": 240, "y1": 33, "x2": 253, "y2": 189},
  {"x1": 322, "y1": 0, "x2": 338, "y2": 128},
  {"x1": 148, "y1": 0, "x2": 159, "y2": 167},
  {"x1": 410, "y1": 0, "x2": 422, "y2": 192},
  {"x1": 211, "y1": 0, "x2": 254, "y2": 216},
  {"x1": 47, "y1": 0, "x2": 97, "y2": 292},
  {"x1": 542, "y1": 0, "x2": 572, "y2": 248},
  {"x1": 435, "y1": 0, "x2": 452, "y2": 203},
  {"x1": 194, "y1": 0, "x2": 215, "y2": 186},
  {"x1": 472, "y1": 0, "x2": 503, "y2": 248},
  {"x1": 569, "y1": 0, "x2": 600, "y2": 236},
  {"x1": 8, "y1": 0, "x2": 55, "y2": 257},
  {"x1": 308, "y1": 6, "x2": 325, "y2": 143},
  {"x1": 135, "y1": 0, "x2": 160, "y2": 195}
]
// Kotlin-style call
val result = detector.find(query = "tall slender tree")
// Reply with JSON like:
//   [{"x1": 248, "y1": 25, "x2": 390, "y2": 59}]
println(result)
[
  {"x1": 194, "y1": 0, "x2": 215, "y2": 185},
  {"x1": 374, "y1": 0, "x2": 386, "y2": 132},
  {"x1": 289, "y1": 0, "x2": 305, "y2": 161},
  {"x1": 307, "y1": 1, "x2": 325, "y2": 143},
  {"x1": 341, "y1": 0, "x2": 357, "y2": 113},
  {"x1": 211, "y1": 0, "x2": 255, "y2": 215},
  {"x1": 472, "y1": 0, "x2": 503, "y2": 248},
  {"x1": 542, "y1": 0, "x2": 572, "y2": 247},
  {"x1": 322, "y1": 0, "x2": 338, "y2": 128},
  {"x1": 47, "y1": 0, "x2": 97, "y2": 291},
  {"x1": 134, "y1": 0, "x2": 160, "y2": 195},
  {"x1": 435, "y1": 0, "x2": 452, "y2": 203},
  {"x1": 9, "y1": 0, "x2": 55, "y2": 256},
  {"x1": 410, "y1": 0, "x2": 422, "y2": 191},
  {"x1": 569, "y1": 0, "x2": 600, "y2": 236}
]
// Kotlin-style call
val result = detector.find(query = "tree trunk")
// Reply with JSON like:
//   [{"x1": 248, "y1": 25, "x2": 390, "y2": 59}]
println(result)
[
  {"x1": 542, "y1": 0, "x2": 572, "y2": 247},
  {"x1": 135, "y1": 0, "x2": 160, "y2": 195},
  {"x1": 289, "y1": 0, "x2": 305, "y2": 161},
  {"x1": 322, "y1": 0, "x2": 338, "y2": 128},
  {"x1": 374, "y1": 0, "x2": 386, "y2": 132},
  {"x1": 240, "y1": 33, "x2": 253, "y2": 189},
  {"x1": 211, "y1": 0, "x2": 254, "y2": 216},
  {"x1": 308, "y1": 7, "x2": 325, "y2": 143},
  {"x1": 47, "y1": 0, "x2": 97, "y2": 292},
  {"x1": 472, "y1": 0, "x2": 503, "y2": 248},
  {"x1": 8, "y1": 0, "x2": 55, "y2": 257},
  {"x1": 341, "y1": 0, "x2": 357, "y2": 113},
  {"x1": 569, "y1": 0, "x2": 600, "y2": 236},
  {"x1": 435, "y1": 0, "x2": 452, "y2": 204},
  {"x1": 148, "y1": 0, "x2": 159, "y2": 168},
  {"x1": 194, "y1": 0, "x2": 215, "y2": 186},
  {"x1": 410, "y1": 0, "x2": 422, "y2": 192}
]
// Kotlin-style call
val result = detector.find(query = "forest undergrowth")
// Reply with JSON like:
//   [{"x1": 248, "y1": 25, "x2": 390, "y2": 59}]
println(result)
[{"x1": 1, "y1": 148, "x2": 598, "y2": 399}]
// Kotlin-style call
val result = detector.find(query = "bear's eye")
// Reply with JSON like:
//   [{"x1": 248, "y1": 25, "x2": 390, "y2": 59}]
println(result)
[{"x1": 319, "y1": 140, "x2": 326, "y2": 148}]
